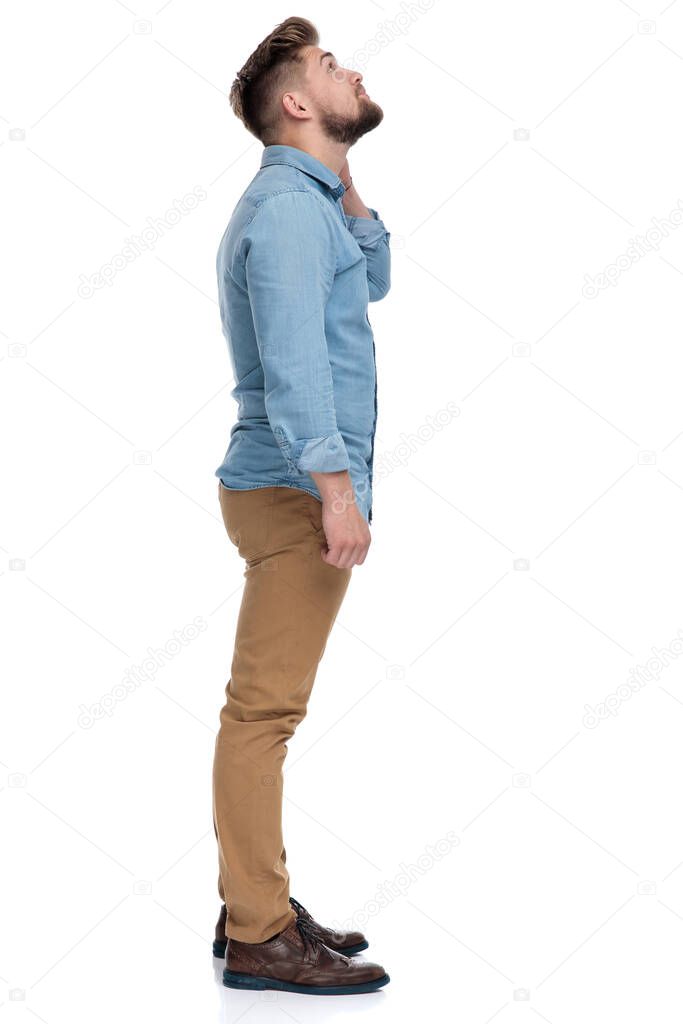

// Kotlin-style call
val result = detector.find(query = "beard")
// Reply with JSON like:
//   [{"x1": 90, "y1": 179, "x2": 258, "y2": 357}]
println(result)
[{"x1": 319, "y1": 96, "x2": 384, "y2": 146}]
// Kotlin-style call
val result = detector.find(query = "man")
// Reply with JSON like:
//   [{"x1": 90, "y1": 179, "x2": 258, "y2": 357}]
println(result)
[{"x1": 212, "y1": 16, "x2": 391, "y2": 995}]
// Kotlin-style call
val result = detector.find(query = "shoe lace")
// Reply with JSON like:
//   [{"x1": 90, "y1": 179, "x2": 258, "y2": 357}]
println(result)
[
  {"x1": 288, "y1": 896, "x2": 312, "y2": 921},
  {"x1": 294, "y1": 912, "x2": 324, "y2": 955}
]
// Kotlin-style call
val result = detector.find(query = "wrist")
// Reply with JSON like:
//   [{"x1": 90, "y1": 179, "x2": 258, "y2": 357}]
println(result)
[{"x1": 309, "y1": 470, "x2": 357, "y2": 514}]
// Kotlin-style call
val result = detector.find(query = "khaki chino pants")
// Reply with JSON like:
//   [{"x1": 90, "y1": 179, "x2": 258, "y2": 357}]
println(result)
[{"x1": 213, "y1": 482, "x2": 352, "y2": 943}]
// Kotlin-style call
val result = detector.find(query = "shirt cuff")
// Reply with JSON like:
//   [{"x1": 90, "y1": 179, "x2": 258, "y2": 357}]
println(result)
[
  {"x1": 345, "y1": 208, "x2": 390, "y2": 248},
  {"x1": 273, "y1": 425, "x2": 351, "y2": 474},
  {"x1": 296, "y1": 432, "x2": 350, "y2": 473}
]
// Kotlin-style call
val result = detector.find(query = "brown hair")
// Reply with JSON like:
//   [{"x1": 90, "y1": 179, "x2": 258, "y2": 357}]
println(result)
[{"x1": 229, "y1": 17, "x2": 319, "y2": 145}]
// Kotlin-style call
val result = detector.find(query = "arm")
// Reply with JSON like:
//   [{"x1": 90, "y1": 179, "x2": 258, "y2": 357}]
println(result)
[
  {"x1": 244, "y1": 189, "x2": 350, "y2": 476},
  {"x1": 340, "y1": 161, "x2": 391, "y2": 302},
  {"x1": 244, "y1": 189, "x2": 370, "y2": 567}
]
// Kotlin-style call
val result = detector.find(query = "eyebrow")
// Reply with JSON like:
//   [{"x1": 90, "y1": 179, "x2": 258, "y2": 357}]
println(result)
[{"x1": 319, "y1": 51, "x2": 335, "y2": 64}]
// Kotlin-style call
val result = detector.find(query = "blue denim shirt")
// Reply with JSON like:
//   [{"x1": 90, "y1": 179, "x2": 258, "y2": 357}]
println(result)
[{"x1": 214, "y1": 144, "x2": 391, "y2": 524}]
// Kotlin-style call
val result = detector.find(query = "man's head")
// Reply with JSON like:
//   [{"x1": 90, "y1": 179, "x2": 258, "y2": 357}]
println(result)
[{"x1": 230, "y1": 17, "x2": 383, "y2": 148}]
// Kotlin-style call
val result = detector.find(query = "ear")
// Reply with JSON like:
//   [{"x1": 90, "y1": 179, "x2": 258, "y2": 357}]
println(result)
[{"x1": 282, "y1": 91, "x2": 310, "y2": 120}]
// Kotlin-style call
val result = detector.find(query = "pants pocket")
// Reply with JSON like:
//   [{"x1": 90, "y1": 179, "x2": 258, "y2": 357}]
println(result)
[
  {"x1": 218, "y1": 484, "x2": 278, "y2": 562},
  {"x1": 299, "y1": 491, "x2": 325, "y2": 537}
]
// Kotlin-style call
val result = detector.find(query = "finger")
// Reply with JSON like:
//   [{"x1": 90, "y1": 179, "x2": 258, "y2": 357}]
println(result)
[
  {"x1": 339, "y1": 545, "x2": 361, "y2": 570},
  {"x1": 322, "y1": 546, "x2": 345, "y2": 568}
]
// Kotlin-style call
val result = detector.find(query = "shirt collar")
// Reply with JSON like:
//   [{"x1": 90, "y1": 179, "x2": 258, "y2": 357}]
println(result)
[{"x1": 260, "y1": 145, "x2": 346, "y2": 201}]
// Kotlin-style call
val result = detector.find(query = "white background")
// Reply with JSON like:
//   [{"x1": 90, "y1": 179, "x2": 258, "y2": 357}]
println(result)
[{"x1": 3, "y1": 0, "x2": 683, "y2": 1020}]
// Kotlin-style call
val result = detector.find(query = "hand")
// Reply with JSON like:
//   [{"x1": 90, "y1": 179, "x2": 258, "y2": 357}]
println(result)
[{"x1": 320, "y1": 497, "x2": 371, "y2": 569}]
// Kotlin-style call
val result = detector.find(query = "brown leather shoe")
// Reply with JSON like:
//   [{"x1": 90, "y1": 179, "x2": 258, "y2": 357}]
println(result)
[
  {"x1": 288, "y1": 896, "x2": 369, "y2": 953},
  {"x1": 213, "y1": 897, "x2": 369, "y2": 958},
  {"x1": 223, "y1": 914, "x2": 390, "y2": 995}
]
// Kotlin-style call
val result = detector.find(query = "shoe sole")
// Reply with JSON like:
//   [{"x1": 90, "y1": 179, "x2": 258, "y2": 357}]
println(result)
[
  {"x1": 213, "y1": 938, "x2": 369, "y2": 958},
  {"x1": 222, "y1": 967, "x2": 390, "y2": 995}
]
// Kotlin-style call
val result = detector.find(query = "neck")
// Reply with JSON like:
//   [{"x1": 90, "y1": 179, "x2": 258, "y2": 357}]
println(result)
[{"x1": 274, "y1": 134, "x2": 349, "y2": 178}]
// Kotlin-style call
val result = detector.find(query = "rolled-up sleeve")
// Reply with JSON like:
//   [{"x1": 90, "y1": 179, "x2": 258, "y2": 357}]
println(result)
[
  {"x1": 244, "y1": 189, "x2": 350, "y2": 476},
  {"x1": 344, "y1": 207, "x2": 391, "y2": 302}
]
